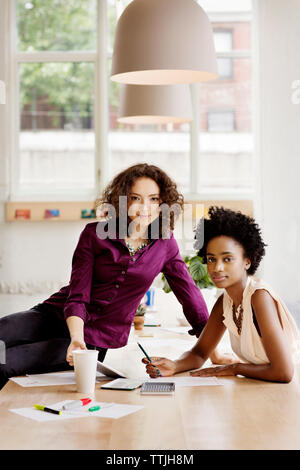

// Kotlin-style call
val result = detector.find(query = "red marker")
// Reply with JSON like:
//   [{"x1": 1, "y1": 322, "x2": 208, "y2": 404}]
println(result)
[{"x1": 62, "y1": 398, "x2": 91, "y2": 410}]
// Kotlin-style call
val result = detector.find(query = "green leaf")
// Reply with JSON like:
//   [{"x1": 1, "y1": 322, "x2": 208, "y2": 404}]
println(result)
[
  {"x1": 160, "y1": 273, "x2": 172, "y2": 293},
  {"x1": 162, "y1": 280, "x2": 172, "y2": 294},
  {"x1": 161, "y1": 253, "x2": 214, "y2": 294},
  {"x1": 188, "y1": 256, "x2": 207, "y2": 281}
]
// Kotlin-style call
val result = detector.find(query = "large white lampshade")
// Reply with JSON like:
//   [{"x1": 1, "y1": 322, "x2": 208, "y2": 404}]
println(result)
[
  {"x1": 118, "y1": 84, "x2": 192, "y2": 124},
  {"x1": 0, "y1": 80, "x2": 5, "y2": 104},
  {"x1": 111, "y1": 0, "x2": 218, "y2": 85}
]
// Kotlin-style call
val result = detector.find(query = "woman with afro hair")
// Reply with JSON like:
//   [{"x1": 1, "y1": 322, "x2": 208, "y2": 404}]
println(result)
[{"x1": 143, "y1": 206, "x2": 300, "y2": 383}]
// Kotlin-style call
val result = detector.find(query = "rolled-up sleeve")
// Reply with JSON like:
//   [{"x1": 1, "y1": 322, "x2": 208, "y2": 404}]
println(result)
[
  {"x1": 63, "y1": 225, "x2": 95, "y2": 323},
  {"x1": 162, "y1": 234, "x2": 209, "y2": 337}
]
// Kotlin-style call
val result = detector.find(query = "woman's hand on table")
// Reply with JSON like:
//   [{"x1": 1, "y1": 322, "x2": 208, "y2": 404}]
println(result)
[
  {"x1": 142, "y1": 357, "x2": 177, "y2": 377},
  {"x1": 190, "y1": 364, "x2": 238, "y2": 377},
  {"x1": 66, "y1": 339, "x2": 87, "y2": 366}
]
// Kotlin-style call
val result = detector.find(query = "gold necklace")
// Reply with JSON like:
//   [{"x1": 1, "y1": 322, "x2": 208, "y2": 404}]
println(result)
[{"x1": 232, "y1": 303, "x2": 243, "y2": 335}]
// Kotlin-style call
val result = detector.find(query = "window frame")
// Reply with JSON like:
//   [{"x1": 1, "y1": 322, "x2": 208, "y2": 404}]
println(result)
[
  {"x1": 6, "y1": 0, "x2": 253, "y2": 202},
  {"x1": 8, "y1": 0, "x2": 109, "y2": 202},
  {"x1": 186, "y1": 7, "x2": 253, "y2": 200}
]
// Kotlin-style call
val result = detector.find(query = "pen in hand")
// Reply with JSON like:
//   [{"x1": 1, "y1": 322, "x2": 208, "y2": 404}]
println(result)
[{"x1": 137, "y1": 342, "x2": 162, "y2": 376}]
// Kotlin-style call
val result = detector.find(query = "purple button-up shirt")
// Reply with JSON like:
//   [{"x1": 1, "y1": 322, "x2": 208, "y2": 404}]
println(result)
[{"x1": 42, "y1": 222, "x2": 209, "y2": 348}]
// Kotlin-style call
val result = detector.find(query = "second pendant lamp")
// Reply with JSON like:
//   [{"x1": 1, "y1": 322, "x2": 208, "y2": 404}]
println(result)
[{"x1": 117, "y1": 84, "x2": 193, "y2": 124}]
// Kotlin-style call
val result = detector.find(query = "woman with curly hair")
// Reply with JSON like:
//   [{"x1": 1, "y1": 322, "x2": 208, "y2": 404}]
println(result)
[
  {"x1": 143, "y1": 206, "x2": 300, "y2": 383},
  {"x1": 0, "y1": 164, "x2": 219, "y2": 389}
]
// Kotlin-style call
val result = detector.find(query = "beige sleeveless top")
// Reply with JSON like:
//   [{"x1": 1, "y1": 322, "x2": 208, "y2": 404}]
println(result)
[{"x1": 222, "y1": 277, "x2": 300, "y2": 365}]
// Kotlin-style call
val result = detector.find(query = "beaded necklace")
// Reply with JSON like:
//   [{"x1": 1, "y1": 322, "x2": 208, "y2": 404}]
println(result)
[
  {"x1": 232, "y1": 303, "x2": 243, "y2": 335},
  {"x1": 125, "y1": 239, "x2": 149, "y2": 256}
]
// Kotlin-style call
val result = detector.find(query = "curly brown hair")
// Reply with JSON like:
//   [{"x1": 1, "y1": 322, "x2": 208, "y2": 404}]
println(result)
[{"x1": 95, "y1": 163, "x2": 184, "y2": 238}]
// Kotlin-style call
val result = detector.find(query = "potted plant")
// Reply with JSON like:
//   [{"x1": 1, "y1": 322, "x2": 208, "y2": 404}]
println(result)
[
  {"x1": 134, "y1": 303, "x2": 147, "y2": 330},
  {"x1": 161, "y1": 255, "x2": 217, "y2": 324}
]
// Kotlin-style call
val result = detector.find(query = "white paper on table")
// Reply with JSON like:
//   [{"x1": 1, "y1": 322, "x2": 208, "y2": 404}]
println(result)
[
  {"x1": 146, "y1": 376, "x2": 226, "y2": 386},
  {"x1": 94, "y1": 403, "x2": 144, "y2": 419},
  {"x1": 138, "y1": 338, "x2": 194, "y2": 350},
  {"x1": 161, "y1": 327, "x2": 190, "y2": 335},
  {"x1": 10, "y1": 400, "x2": 144, "y2": 422},
  {"x1": 10, "y1": 401, "x2": 114, "y2": 422},
  {"x1": 9, "y1": 370, "x2": 107, "y2": 387},
  {"x1": 144, "y1": 313, "x2": 161, "y2": 326}
]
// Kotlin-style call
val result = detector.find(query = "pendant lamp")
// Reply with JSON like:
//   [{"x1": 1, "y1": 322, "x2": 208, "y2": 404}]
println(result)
[
  {"x1": 0, "y1": 80, "x2": 5, "y2": 104},
  {"x1": 111, "y1": 0, "x2": 218, "y2": 85},
  {"x1": 118, "y1": 84, "x2": 192, "y2": 124}
]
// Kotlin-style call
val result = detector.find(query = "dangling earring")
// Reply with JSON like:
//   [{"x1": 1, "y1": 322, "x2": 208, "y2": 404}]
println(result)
[{"x1": 97, "y1": 203, "x2": 112, "y2": 222}]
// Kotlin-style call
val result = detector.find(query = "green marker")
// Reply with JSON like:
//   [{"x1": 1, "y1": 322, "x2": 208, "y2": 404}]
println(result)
[{"x1": 89, "y1": 406, "x2": 101, "y2": 412}]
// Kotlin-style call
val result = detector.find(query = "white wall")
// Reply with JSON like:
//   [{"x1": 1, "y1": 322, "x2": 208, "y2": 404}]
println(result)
[
  {"x1": 256, "y1": 0, "x2": 300, "y2": 302},
  {"x1": 0, "y1": 221, "x2": 86, "y2": 294}
]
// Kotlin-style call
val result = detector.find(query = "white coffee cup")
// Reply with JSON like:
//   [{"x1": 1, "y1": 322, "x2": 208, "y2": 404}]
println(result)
[{"x1": 72, "y1": 349, "x2": 98, "y2": 394}]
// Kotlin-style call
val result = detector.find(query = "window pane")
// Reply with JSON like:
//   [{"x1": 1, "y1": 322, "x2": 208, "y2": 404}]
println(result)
[
  {"x1": 197, "y1": 9, "x2": 253, "y2": 194},
  {"x1": 201, "y1": 57, "x2": 252, "y2": 132},
  {"x1": 107, "y1": 0, "x2": 132, "y2": 55},
  {"x1": 19, "y1": 62, "x2": 95, "y2": 193},
  {"x1": 108, "y1": 77, "x2": 190, "y2": 193},
  {"x1": 213, "y1": 23, "x2": 251, "y2": 52},
  {"x1": 17, "y1": 0, "x2": 97, "y2": 51},
  {"x1": 217, "y1": 57, "x2": 233, "y2": 79},
  {"x1": 107, "y1": 1, "x2": 190, "y2": 190},
  {"x1": 214, "y1": 31, "x2": 233, "y2": 52},
  {"x1": 199, "y1": 57, "x2": 252, "y2": 192},
  {"x1": 208, "y1": 111, "x2": 235, "y2": 132},
  {"x1": 107, "y1": 15, "x2": 190, "y2": 194}
]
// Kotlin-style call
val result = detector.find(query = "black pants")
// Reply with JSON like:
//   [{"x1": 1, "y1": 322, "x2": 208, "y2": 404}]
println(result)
[{"x1": 0, "y1": 306, "x2": 107, "y2": 391}]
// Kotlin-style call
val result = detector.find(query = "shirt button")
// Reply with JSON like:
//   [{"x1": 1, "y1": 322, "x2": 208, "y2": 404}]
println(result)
[
  {"x1": 115, "y1": 284, "x2": 120, "y2": 288},
  {"x1": 121, "y1": 270, "x2": 126, "y2": 275},
  {"x1": 132, "y1": 257, "x2": 136, "y2": 261}
]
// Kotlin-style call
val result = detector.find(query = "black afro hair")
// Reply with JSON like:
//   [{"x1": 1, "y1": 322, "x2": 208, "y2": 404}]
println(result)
[{"x1": 194, "y1": 206, "x2": 267, "y2": 276}]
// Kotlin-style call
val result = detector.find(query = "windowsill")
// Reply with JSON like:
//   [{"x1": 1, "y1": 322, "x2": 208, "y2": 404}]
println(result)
[
  {"x1": 5, "y1": 201, "x2": 98, "y2": 222},
  {"x1": 5, "y1": 198, "x2": 254, "y2": 222}
]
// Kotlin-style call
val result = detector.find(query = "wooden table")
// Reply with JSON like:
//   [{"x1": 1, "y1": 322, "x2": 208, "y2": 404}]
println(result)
[{"x1": 1, "y1": 326, "x2": 300, "y2": 450}]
